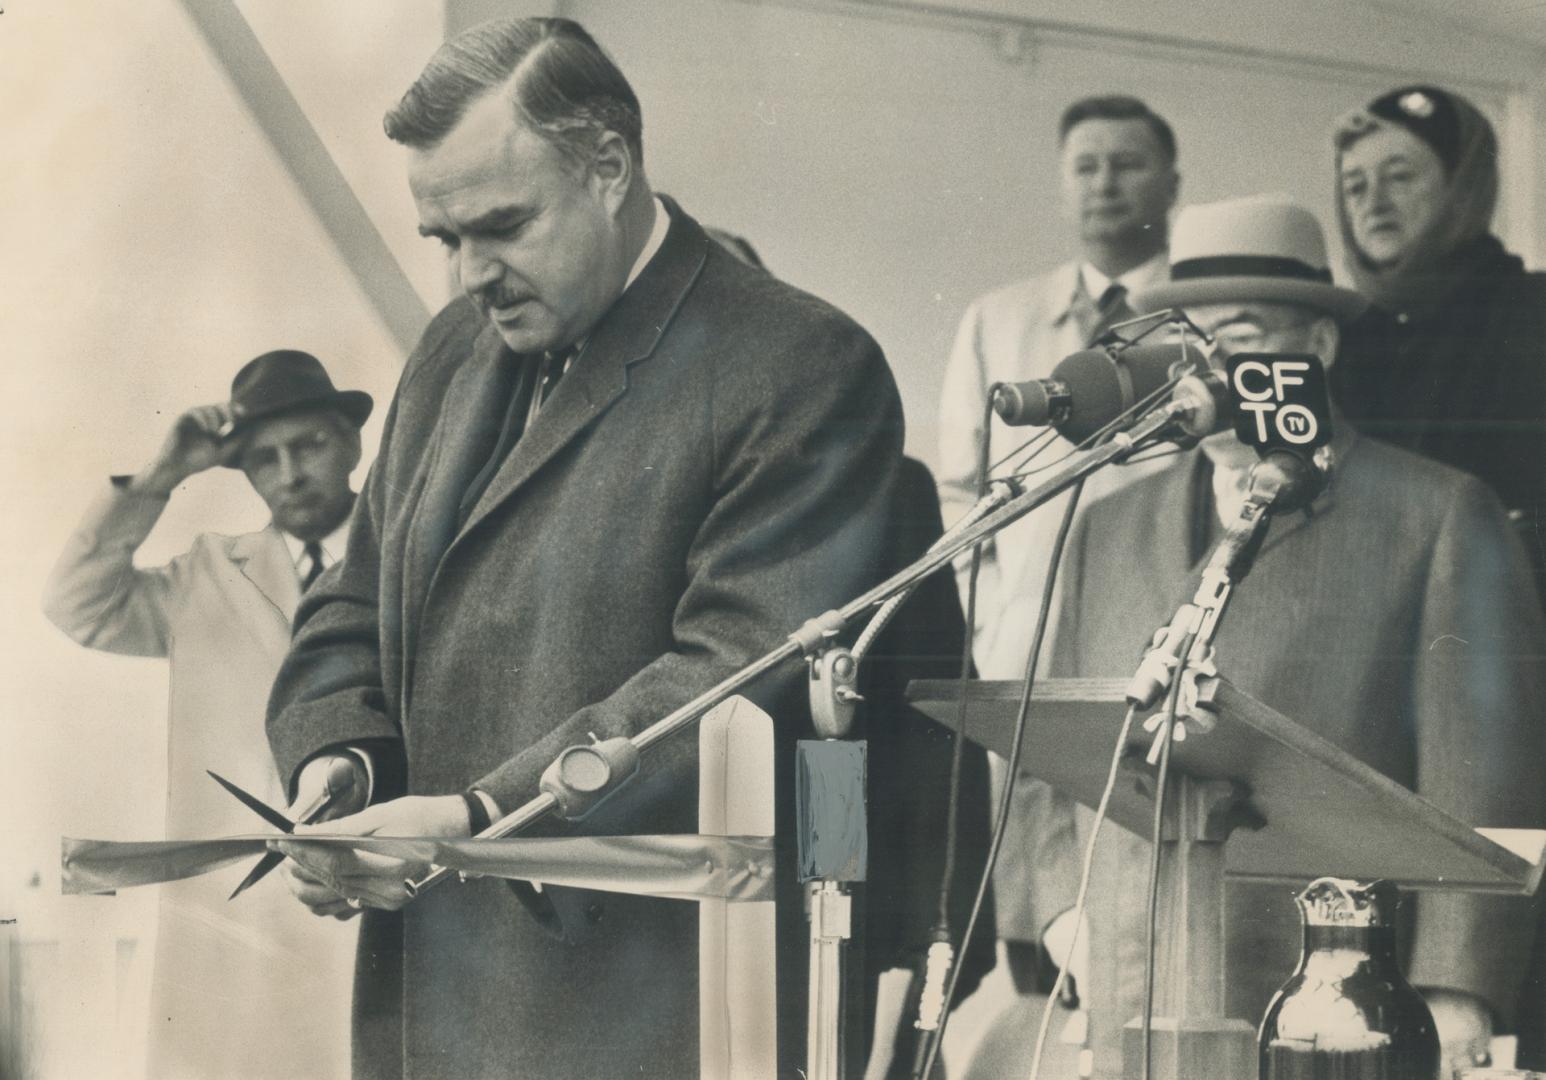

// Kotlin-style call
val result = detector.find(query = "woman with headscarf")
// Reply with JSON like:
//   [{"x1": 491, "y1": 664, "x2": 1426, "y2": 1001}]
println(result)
[
  {"x1": 1332, "y1": 85, "x2": 1546, "y2": 602},
  {"x1": 1336, "y1": 83, "x2": 1546, "y2": 1073}
]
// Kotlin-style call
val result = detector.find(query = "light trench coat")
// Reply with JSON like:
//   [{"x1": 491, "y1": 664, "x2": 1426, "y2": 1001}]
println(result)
[{"x1": 44, "y1": 483, "x2": 355, "y2": 1080}]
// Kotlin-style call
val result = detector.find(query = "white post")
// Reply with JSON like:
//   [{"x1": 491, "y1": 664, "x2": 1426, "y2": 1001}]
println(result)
[{"x1": 698, "y1": 697, "x2": 777, "y2": 1079}]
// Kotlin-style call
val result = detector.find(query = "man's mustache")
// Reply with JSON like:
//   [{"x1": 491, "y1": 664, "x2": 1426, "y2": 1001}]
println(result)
[{"x1": 478, "y1": 286, "x2": 524, "y2": 309}]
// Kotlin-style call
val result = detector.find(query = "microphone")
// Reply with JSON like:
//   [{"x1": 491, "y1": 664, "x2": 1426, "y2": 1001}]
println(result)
[
  {"x1": 991, "y1": 342, "x2": 1214, "y2": 442},
  {"x1": 1245, "y1": 447, "x2": 1328, "y2": 515},
  {"x1": 1204, "y1": 448, "x2": 1330, "y2": 586},
  {"x1": 1125, "y1": 445, "x2": 1334, "y2": 710}
]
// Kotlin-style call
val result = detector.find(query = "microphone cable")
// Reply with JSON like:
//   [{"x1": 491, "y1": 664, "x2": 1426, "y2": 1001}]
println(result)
[
  {"x1": 905, "y1": 390, "x2": 995, "y2": 1076},
  {"x1": 1140, "y1": 627, "x2": 1198, "y2": 1080},
  {"x1": 912, "y1": 367, "x2": 1196, "y2": 1077},
  {"x1": 989, "y1": 425, "x2": 1061, "y2": 482},
  {"x1": 914, "y1": 474, "x2": 1085, "y2": 1080},
  {"x1": 1026, "y1": 701, "x2": 1139, "y2": 1080},
  {"x1": 938, "y1": 392, "x2": 1002, "y2": 931}
]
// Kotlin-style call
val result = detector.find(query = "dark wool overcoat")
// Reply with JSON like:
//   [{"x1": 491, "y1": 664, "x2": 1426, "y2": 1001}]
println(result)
[
  {"x1": 268, "y1": 201, "x2": 990, "y2": 1078},
  {"x1": 1334, "y1": 235, "x2": 1546, "y2": 599}
]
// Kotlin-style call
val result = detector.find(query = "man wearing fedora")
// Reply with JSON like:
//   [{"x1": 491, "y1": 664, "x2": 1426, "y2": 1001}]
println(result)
[
  {"x1": 43, "y1": 348, "x2": 371, "y2": 1079},
  {"x1": 967, "y1": 195, "x2": 1546, "y2": 1078}
]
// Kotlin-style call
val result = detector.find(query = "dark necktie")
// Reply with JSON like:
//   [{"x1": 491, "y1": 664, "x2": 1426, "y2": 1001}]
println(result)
[
  {"x1": 1086, "y1": 282, "x2": 1134, "y2": 347},
  {"x1": 301, "y1": 540, "x2": 325, "y2": 589},
  {"x1": 456, "y1": 350, "x2": 570, "y2": 528}
]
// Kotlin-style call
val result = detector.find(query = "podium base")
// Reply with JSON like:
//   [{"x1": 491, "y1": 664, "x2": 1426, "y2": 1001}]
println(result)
[{"x1": 1121, "y1": 1016, "x2": 1256, "y2": 1080}]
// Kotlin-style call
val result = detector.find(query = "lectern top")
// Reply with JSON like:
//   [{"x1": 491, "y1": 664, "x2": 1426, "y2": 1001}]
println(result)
[{"x1": 907, "y1": 677, "x2": 1543, "y2": 894}]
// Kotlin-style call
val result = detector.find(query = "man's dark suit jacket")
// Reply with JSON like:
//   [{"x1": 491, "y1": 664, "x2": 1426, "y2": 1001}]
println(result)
[{"x1": 267, "y1": 200, "x2": 990, "y2": 1078}]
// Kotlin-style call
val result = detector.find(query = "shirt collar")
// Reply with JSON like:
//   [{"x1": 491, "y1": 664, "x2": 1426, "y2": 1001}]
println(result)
[
  {"x1": 1056, "y1": 251, "x2": 1170, "y2": 325},
  {"x1": 625, "y1": 195, "x2": 668, "y2": 293},
  {"x1": 283, "y1": 514, "x2": 352, "y2": 570},
  {"x1": 1079, "y1": 262, "x2": 1115, "y2": 302},
  {"x1": 566, "y1": 196, "x2": 667, "y2": 361}
]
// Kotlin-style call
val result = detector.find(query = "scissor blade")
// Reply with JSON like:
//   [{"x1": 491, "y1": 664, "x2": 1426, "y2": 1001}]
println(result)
[
  {"x1": 228, "y1": 851, "x2": 285, "y2": 900},
  {"x1": 207, "y1": 770, "x2": 295, "y2": 833},
  {"x1": 224, "y1": 774, "x2": 354, "y2": 902}
]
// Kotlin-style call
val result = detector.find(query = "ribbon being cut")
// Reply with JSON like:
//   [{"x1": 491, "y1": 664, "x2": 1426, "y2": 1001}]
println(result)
[
  {"x1": 61, "y1": 832, "x2": 776, "y2": 902},
  {"x1": 65, "y1": 706, "x2": 777, "y2": 905}
]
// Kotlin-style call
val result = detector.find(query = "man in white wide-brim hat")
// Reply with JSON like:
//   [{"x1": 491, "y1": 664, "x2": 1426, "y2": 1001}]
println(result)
[{"x1": 974, "y1": 195, "x2": 1546, "y2": 1080}]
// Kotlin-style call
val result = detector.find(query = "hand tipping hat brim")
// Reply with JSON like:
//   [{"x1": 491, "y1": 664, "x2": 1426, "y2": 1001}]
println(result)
[
  {"x1": 218, "y1": 389, "x2": 374, "y2": 468},
  {"x1": 1132, "y1": 276, "x2": 1368, "y2": 324}
]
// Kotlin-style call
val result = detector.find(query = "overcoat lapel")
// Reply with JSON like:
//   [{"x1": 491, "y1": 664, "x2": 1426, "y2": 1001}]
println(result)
[
  {"x1": 1144, "y1": 457, "x2": 1205, "y2": 599},
  {"x1": 232, "y1": 527, "x2": 300, "y2": 621},
  {"x1": 451, "y1": 201, "x2": 709, "y2": 547},
  {"x1": 397, "y1": 327, "x2": 519, "y2": 697}
]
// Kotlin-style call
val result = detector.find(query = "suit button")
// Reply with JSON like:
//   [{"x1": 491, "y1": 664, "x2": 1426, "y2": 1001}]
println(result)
[{"x1": 585, "y1": 901, "x2": 605, "y2": 924}]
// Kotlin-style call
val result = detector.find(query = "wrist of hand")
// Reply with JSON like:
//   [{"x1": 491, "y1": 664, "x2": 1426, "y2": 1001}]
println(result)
[
  {"x1": 1418, "y1": 988, "x2": 1494, "y2": 1067},
  {"x1": 1042, "y1": 907, "x2": 1090, "y2": 988},
  {"x1": 461, "y1": 790, "x2": 500, "y2": 836},
  {"x1": 126, "y1": 463, "x2": 187, "y2": 497},
  {"x1": 292, "y1": 752, "x2": 370, "y2": 821}
]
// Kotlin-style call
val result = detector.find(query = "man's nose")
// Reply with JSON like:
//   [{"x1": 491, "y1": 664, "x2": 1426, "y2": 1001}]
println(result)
[
  {"x1": 1367, "y1": 176, "x2": 1395, "y2": 211},
  {"x1": 1092, "y1": 162, "x2": 1119, "y2": 192},
  {"x1": 459, "y1": 242, "x2": 502, "y2": 296},
  {"x1": 275, "y1": 449, "x2": 307, "y2": 488}
]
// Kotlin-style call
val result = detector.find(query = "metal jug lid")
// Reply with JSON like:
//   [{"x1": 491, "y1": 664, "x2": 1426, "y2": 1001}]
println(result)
[{"x1": 1296, "y1": 877, "x2": 1398, "y2": 928}]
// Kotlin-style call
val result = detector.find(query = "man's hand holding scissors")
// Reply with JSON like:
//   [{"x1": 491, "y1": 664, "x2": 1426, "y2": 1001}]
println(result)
[{"x1": 275, "y1": 788, "x2": 478, "y2": 916}]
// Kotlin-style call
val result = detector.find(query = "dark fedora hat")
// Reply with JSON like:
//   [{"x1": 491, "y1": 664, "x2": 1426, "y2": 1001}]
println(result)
[{"x1": 219, "y1": 349, "x2": 373, "y2": 467}]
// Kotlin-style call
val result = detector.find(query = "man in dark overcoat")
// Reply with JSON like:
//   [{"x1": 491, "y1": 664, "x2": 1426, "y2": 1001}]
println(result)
[{"x1": 265, "y1": 16, "x2": 988, "y2": 1079}]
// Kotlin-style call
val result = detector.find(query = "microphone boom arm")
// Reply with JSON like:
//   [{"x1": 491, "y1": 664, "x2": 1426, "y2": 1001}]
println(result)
[{"x1": 405, "y1": 395, "x2": 1203, "y2": 897}]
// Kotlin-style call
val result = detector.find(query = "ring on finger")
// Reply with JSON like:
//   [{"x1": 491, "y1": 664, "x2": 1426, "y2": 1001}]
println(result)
[{"x1": 346, "y1": 896, "x2": 363, "y2": 910}]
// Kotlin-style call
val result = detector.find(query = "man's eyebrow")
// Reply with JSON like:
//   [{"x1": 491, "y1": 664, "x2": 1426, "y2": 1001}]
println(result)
[{"x1": 419, "y1": 204, "x2": 533, "y2": 241}]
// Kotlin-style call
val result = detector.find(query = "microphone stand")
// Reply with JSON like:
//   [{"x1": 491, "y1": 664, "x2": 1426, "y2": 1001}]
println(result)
[
  {"x1": 1121, "y1": 448, "x2": 1330, "y2": 1080},
  {"x1": 406, "y1": 388, "x2": 1216, "y2": 899}
]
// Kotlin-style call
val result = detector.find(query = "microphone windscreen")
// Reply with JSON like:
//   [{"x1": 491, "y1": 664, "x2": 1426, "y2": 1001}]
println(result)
[
  {"x1": 992, "y1": 379, "x2": 1061, "y2": 427},
  {"x1": 1050, "y1": 342, "x2": 1206, "y2": 442}
]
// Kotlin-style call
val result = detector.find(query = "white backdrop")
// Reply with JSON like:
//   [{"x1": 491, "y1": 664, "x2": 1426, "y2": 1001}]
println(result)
[{"x1": 1, "y1": 1, "x2": 1541, "y2": 1075}]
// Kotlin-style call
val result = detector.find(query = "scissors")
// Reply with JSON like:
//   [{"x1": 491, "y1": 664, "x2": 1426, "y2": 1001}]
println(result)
[{"x1": 208, "y1": 756, "x2": 361, "y2": 900}]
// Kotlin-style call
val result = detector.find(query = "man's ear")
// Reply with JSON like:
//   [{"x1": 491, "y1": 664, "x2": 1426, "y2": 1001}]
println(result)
[
  {"x1": 588, "y1": 131, "x2": 633, "y2": 217},
  {"x1": 1311, "y1": 316, "x2": 1341, "y2": 370}
]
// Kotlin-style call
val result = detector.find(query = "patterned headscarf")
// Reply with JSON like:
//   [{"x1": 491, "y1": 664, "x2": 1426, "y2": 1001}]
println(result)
[{"x1": 1333, "y1": 85, "x2": 1499, "y2": 311}]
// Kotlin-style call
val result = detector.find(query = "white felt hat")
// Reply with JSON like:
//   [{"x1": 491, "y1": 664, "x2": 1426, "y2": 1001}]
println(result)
[{"x1": 1133, "y1": 195, "x2": 1367, "y2": 322}]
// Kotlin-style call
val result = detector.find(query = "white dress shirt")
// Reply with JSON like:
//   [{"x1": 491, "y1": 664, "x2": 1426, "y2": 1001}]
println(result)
[{"x1": 282, "y1": 516, "x2": 351, "y2": 580}]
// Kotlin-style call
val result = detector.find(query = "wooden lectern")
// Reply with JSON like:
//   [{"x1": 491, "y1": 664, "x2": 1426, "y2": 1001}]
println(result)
[{"x1": 907, "y1": 676, "x2": 1546, "y2": 1080}]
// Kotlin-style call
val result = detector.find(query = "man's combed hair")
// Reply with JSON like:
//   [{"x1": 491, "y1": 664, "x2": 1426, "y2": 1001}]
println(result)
[
  {"x1": 384, "y1": 17, "x2": 643, "y2": 168},
  {"x1": 1058, "y1": 95, "x2": 1177, "y2": 164}
]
